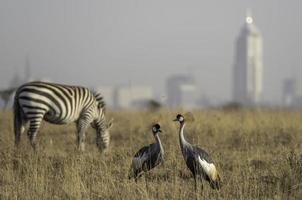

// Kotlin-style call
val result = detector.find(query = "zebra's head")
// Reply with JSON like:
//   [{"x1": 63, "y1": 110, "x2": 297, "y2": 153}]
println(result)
[
  {"x1": 92, "y1": 92, "x2": 114, "y2": 152},
  {"x1": 98, "y1": 118, "x2": 113, "y2": 152}
]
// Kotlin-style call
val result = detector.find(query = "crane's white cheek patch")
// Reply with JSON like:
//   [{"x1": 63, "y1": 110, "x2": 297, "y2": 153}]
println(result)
[
  {"x1": 152, "y1": 127, "x2": 157, "y2": 132},
  {"x1": 198, "y1": 156, "x2": 218, "y2": 180}
]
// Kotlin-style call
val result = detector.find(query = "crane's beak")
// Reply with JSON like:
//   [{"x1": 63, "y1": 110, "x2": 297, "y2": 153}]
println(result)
[
  {"x1": 158, "y1": 129, "x2": 162, "y2": 133},
  {"x1": 173, "y1": 119, "x2": 178, "y2": 122}
]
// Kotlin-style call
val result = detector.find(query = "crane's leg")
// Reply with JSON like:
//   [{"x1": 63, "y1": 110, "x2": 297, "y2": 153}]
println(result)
[
  {"x1": 200, "y1": 178, "x2": 204, "y2": 196},
  {"x1": 194, "y1": 176, "x2": 197, "y2": 192},
  {"x1": 194, "y1": 176, "x2": 200, "y2": 200},
  {"x1": 195, "y1": 175, "x2": 203, "y2": 198},
  {"x1": 134, "y1": 176, "x2": 138, "y2": 183},
  {"x1": 134, "y1": 170, "x2": 141, "y2": 182}
]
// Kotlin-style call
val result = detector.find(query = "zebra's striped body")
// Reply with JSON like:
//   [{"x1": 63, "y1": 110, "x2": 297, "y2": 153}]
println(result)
[{"x1": 13, "y1": 81, "x2": 113, "y2": 151}]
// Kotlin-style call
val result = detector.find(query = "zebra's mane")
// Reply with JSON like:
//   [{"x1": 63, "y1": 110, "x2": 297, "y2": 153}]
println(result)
[{"x1": 93, "y1": 92, "x2": 106, "y2": 111}]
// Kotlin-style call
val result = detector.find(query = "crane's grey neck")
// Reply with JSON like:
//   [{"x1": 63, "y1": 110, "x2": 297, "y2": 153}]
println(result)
[
  {"x1": 155, "y1": 135, "x2": 164, "y2": 154},
  {"x1": 179, "y1": 122, "x2": 189, "y2": 149}
]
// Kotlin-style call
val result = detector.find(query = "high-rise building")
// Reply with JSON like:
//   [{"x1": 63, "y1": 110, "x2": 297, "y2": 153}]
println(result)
[
  {"x1": 281, "y1": 78, "x2": 302, "y2": 107},
  {"x1": 166, "y1": 74, "x2": 197, "y2": 108},
  {"x1": 113, "y1": 86, "x2": 153, "y2": 109},
  {"x1": 233, "y1": 13, "x2": 263, "y2": 105},
  {"x1": 282, "y1": 78, "x2": 297, "y2": 107}
]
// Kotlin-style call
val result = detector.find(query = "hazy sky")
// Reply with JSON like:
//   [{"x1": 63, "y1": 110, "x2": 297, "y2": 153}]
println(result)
[{"x1": 0, "y1": 0, "x2": 301, "y2": 104}]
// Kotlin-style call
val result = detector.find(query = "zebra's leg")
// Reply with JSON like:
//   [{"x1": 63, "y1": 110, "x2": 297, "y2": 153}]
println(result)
[
  {"x1": 76, "y1": 119, "x2": 89, "y2": 151},
  {"x1": 27, "y1": 118, "x2": 43, "y2": 150}
]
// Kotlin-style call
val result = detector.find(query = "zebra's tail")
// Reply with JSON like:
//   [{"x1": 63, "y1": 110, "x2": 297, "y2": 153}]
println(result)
[{"x1": 13, "y1": 92, "x2": 23, "y2": 147}]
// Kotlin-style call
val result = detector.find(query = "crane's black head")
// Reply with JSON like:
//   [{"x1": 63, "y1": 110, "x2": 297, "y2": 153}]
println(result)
[
  {"x1": 152, "y1": 123, "x2": 162, "y2": 134},
  {"x1": 173, "y1": 114, "x2": 185, "y2": 123}
]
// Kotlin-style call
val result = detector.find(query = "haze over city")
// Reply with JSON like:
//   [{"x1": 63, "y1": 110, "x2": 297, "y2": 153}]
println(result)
[{"x1": 0, "y1": 0, "x2": 301, "y2": 105}]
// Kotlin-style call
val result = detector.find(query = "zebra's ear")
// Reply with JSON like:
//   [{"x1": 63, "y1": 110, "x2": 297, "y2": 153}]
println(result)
[
  {"x1": 107, "y1": 118, "x2": 114, "y2": 129},
  {"x1": 94, "y1": 92, "x2": 105, "y2": 109}
]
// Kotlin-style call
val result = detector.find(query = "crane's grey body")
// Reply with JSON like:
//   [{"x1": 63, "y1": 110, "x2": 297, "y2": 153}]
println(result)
[
  {"x1": 175, "y1": 114, "x2": 221, "y2": 190},
  {"x1": 129, "y1": 124, "x2": 164, "y2": 180}
]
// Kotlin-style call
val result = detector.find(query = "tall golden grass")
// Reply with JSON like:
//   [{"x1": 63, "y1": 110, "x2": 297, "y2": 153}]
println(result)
[{"x1": 0, "y1": 109, "x2": 301, "y2": 199}]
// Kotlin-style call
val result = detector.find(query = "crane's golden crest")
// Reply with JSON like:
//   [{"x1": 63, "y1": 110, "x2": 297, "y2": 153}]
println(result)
[
  {"x1": 149, "y1": 114, "x2": 164, "y2": 130},
  {"x1": 184, "y1": 112, "x2": 195, "y2": 122}
]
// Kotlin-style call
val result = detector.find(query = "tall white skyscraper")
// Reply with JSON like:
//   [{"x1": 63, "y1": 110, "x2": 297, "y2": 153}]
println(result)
[{"x1": 233, "y1": 13, "x2": 263, "y2": 105}]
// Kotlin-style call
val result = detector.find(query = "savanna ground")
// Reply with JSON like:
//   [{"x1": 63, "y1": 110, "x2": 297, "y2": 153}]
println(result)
[{"x1": 0, "y1": 109, "x2": 301, "y2": 200}]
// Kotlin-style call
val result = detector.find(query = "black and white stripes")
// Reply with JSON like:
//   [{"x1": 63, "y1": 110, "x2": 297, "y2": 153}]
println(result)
[{"x1": 13, "y1": 81, "x2": 113, "y2": 151}]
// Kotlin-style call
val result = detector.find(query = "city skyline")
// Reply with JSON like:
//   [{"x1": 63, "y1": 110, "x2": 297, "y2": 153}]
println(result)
[{"x1": 0, "y1": 1, "x2": 301, "y2": 105}]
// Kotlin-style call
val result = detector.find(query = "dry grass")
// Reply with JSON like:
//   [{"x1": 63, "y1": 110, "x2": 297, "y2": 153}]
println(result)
[{"x1": 0, "y1": 109, "x2": 302, "y2": 199}]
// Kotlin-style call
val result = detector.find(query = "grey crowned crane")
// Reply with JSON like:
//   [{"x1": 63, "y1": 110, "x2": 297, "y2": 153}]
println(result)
[
  {"x1": 128, "y1": 123, "x2": 164, "y2": 181},
  {"x1": 173, "y1": 114, "x2": 221, "y2": 191}
]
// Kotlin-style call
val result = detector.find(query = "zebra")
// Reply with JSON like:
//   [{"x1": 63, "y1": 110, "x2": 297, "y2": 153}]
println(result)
[{"x1": 13, "y1": 81, "x2": 113, "y2": 151}]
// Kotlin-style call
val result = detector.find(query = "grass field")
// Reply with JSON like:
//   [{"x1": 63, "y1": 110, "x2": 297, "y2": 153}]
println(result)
[{"x1": 0, "y1": 109, "x2": 301, "y2": 199}]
